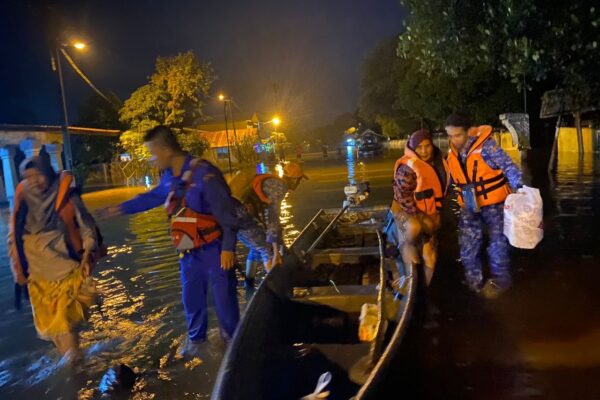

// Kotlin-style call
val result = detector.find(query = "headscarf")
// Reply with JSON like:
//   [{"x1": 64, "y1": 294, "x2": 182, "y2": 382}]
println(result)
[
  {"x1": 19, "y1": 156, "x2": 60, "y2": 234},
  {"x1": 407, "y1": 129, "x2": 433, "y2": 151}
]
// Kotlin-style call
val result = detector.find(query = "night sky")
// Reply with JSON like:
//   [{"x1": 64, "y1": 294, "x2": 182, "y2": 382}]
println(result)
[{"x1": 1, "y1": 0, "x2": 405, "y2": 129}]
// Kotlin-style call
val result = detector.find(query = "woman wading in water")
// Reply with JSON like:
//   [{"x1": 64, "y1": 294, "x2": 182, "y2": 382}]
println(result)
[{"x1": 8, "y1": 156, "x2": 101, "y2": 363}]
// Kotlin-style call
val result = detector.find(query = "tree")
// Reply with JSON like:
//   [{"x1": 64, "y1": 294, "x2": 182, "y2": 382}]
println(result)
[
  {"x1": 359, "y1": 34, "x2": 520, "y2": 133},
  {"x1": 398, "y1": 0, "x2": 600, "y2": 93},
  {"x1": 359, "y1": 37, "x2": 423, "y2": 136},
  {"x1": 119, "y1": 51, "x2": 214, "y2": 158}
]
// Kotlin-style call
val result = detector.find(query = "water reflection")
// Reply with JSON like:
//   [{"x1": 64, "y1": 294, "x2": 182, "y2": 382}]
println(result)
[{"x1": 0, "y1": 163, "x2": 304, "y2": 398}]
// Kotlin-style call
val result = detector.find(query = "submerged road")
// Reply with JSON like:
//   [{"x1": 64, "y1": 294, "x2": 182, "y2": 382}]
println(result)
[
  {"x1": 0, "y1": 148, "x2": 599, "y2": 399},
  {"x1": 294, "y1": 151, "x2": 600, "y2": 399}
]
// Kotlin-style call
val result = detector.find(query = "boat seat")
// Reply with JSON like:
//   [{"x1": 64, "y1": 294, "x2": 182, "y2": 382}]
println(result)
[
  {"x1": 310, "y1": 246, "x2": 380, "y2": 266},
  {"x1": 292, "y1": 284, "x2": 378, "y2": 313}
]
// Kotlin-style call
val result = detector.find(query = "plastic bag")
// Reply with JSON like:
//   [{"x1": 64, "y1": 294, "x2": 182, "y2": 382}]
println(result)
[{"x1": 503, "y1": 185, "x2": 543, "y2": 249}]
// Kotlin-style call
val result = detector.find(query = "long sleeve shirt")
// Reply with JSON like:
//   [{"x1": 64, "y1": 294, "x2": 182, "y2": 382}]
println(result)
[
  {"x1": 393, "y1": 164, "x2": 418, "y2": 215},
  {"x1": 120, "y1": 156, "x2": 239, "y2": 252},
  {"x1": 459, "y1": 137, "x2": 523, "y2": 189},
  {"x1": 260, "y1": 177, "x2": 288, "y2": 244}
]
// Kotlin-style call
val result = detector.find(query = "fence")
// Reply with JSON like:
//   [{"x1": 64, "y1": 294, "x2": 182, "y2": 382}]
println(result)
[{"x1": 76, "y1": 161, "x2": 160, "y2": 191}]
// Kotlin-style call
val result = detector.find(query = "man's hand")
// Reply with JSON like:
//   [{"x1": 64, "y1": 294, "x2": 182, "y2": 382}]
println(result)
[
  {"x1": 221, "y1": 250, "x2": 235, "y2": 270},
  {"x1": 15, "y1": 271, "x2": 28, "y2": 286},
  {"x1": 96, "y1": 206, "x2": 122, "y2": 219},
  {"x1": 81, "y1": 250, "x2": 93, "y2": 278}
]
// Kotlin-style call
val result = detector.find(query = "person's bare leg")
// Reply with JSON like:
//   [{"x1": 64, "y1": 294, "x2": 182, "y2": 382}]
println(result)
[
  {"x1": 422, "y1": 236, "x2": 438, "y2": 286},
  {"x1": 54, "y1": 332, "x2": 81, "y2": 364}
]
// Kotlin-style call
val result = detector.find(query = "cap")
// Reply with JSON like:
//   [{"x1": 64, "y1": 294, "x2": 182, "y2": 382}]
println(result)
[{"x1": 283, "y1": 162, "x2": 308, "y2": 180}]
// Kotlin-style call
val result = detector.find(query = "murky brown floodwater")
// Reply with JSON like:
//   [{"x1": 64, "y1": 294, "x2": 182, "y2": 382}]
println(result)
[{"x1": 0, "y1": 147, "x2": 599, "y2": 399}]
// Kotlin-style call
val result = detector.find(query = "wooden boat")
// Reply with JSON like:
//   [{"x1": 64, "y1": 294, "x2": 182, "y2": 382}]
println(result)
[{"x1": 212, "y1": 204, "x2": 417, "y2": 400}]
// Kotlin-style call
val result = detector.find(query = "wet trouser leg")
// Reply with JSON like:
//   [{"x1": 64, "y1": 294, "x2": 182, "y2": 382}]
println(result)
[
  {"x1": 180, "y1": 242, "x2": 240, "y2": 342},
  {"x1": 481, "y1": 203, "x2": 511, "y2": 289},
  {"x1": 238, "y1": 225, "x2": 273, "y2": 279},
  {"x1": 458, "y1": 208, "x2": 484, "y2": 288}
]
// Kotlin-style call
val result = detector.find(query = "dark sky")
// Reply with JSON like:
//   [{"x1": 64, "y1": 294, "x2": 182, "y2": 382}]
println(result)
[{"x1": 0, "y1": 0, "x2": 404, "y2": 129}]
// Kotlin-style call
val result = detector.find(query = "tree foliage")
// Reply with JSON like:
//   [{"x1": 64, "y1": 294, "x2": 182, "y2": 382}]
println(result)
[
  {"x1": 119, "y1": 51, "x2": 213, "y2": 159},
  {"x1": 398, "y1": 0, "x2": 600, "y2": 90},
  {"x1": 359, "y1": 1, "x2": 600, "y2": 133}
]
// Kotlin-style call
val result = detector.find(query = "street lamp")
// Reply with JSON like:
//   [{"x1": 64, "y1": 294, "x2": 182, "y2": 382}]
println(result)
[
  {"x1": 218, "y1": 93, "x2": 233, "y2": 174},
  {"x1": 52, "y1": 40, "x2": 87, "y2": 170}
]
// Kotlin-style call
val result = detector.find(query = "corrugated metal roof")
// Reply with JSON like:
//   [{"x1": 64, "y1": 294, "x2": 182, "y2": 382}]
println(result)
[{"x1": 197, "y1": 127, "x2": 258, "y2": 148}]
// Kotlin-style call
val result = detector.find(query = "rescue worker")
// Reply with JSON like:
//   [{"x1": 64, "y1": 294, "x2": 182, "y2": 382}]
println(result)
[
  {"x1": 242, "y1": 162, "x2": 308, "y2": 287},
  {"x1": 8, "y1": 156, "x2": 103, "y2": 363},
  {"x1": 99, "y1": 125, "x2": 240, "y2": 345},
  {"x1": 445, "y1": 113, "x2": 523, "y2": 299},
  {"x1": 391, "y1": 129, "x2": 448, "y2": 286}
]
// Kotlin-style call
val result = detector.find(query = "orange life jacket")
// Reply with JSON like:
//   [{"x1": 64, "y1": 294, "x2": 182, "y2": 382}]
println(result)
[
  {"x1": 447, "y1": 125, "x2": 511, "y2": 207},
  {"x1": 167, "y1": 159, "x2": 222, "y2": 252},
  {"x1": 9, "y1": 171, "x2": 105, "y2": 277},
  {"x1": 391, "y1": 147, "x2": 449, "y2": 215},
  {"x1": 251, "y1": 174, "x2": 284, "y2": 204}
]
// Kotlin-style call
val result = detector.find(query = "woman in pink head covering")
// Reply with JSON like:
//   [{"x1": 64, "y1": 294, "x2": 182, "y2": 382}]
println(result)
[{"x1": 391, "y1": 129, "x2": 449, "y2": 286}]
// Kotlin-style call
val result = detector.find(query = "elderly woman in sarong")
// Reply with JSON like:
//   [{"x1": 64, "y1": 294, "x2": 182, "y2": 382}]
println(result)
[{"x1": 8, "y1": 156, "x2": 99, "y2": 363}]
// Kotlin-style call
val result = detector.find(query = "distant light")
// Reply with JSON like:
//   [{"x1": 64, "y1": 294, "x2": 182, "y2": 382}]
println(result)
[
  {"x1": 346, "y1": 138, "x2": 355, "y2": 145},
  {"x1": 73, "y1": 42, "x2": 86, "y2": 50},
  {"x1": 218, "y1": 94, "x2": 225, "y2": 101},
  {"x1": 275, "y1": 163, "x2": 284, "y2": 178},
  {"x1": 144, "y1": 176, "x2": 151, "y2": 188},
  {"x1": 257, "y1": 162, "x2": 268, "y2": 175},
  {"x1": 272, "y1": 116, "x2": 281, "y2": 126}
]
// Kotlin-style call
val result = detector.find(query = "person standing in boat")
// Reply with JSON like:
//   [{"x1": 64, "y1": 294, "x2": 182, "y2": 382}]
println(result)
[
  {"x1": 391, "y1": 129, "x2": 449, "y2": 286},
  {"x1": 98, "y1": 126, "x2": 240, "y2": 346},
  {"x1": 241, "y1": 162, "x2": 308, "y2": 288},
  {"x1": 445, "y1": 112, "x2": 522, "y2": 299},
  {"x1": 8, "y1": 156, "x2": 102, "y2": 363}
]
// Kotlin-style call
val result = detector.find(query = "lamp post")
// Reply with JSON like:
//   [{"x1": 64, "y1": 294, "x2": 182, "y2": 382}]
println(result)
[
  {"x1": 52, "y1": 40, "x2": 87, "y2": 171},
  {"x1": 271, "y1": 116, "x2": 281, "y2": 161},
  {"x1": 218, "y1": 94, "x2": 232, "y2": 174}
]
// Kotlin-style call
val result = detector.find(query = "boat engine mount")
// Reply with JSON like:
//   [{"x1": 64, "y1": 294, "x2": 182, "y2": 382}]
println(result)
[{"x1": 343, "y1": 182, "x2": 370, "y2": 208}]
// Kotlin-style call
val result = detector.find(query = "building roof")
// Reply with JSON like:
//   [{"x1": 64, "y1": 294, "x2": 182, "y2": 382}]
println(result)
[
  {"x1": 185, "y1": 127, "x2": 258, "y2": 148},
  {"x1": 197, "y1": 119, "x2": 253, "y2": 132},
  {"x1": 0, "y1": 124, "x2": 121, "y2": 136}
]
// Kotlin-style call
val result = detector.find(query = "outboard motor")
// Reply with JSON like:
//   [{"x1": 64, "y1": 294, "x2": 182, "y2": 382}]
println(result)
[{"x1": 343, "y1": 182, "x2": 370, "y2": 208}]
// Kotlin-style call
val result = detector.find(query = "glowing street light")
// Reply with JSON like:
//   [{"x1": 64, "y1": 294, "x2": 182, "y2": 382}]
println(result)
[
  {"x1": 217, "y1": 93, "x2": 232, "y2": 174},
  {"x1": 272, "y1": 116, "x2": 281, "y2": 126},
  {"x1": 53, "y1": 39, "x2": 89, "y2": 170}
]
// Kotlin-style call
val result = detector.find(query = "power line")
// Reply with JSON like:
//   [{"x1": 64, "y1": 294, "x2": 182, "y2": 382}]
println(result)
[{"x1": 60, "y1": 48, "x2": 118, "y2": 108}]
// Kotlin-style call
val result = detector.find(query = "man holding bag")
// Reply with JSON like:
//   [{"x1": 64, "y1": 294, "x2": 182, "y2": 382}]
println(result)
[{"x1": 445, "y1": 113, "x2": 523, "y2": 299}]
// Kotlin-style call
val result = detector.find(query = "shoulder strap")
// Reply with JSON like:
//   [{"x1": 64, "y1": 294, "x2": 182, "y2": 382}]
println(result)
[{"x1": 55, "y1": 171, "x2": 75, "y2": 212}]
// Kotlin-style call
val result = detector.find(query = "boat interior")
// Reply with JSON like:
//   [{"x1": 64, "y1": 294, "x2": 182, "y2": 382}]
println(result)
[{"x1": 215, "y1": 207, "x2": 413, "y2": 400}]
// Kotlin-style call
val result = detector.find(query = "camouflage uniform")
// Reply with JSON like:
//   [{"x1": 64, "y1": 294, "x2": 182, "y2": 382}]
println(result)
[
  {"x1": 240, "y1": 177, "x2": 288, "y2": 280},
  {"x1": 457, "y1": 137, "x2": 522, "y2": 290},
  {"x1": 235, "y1": 202, "x2": 272, "y2": 266}
]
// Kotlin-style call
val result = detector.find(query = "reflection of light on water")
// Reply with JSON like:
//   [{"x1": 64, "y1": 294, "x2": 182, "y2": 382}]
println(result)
[
  {"x1": 275, "y1": 163, "x2": 284, "y2": 178},
  {"x1": 346, "y1": 146, "x2": 356, "y2": 184},
  {"x1": 280, "y1": 194, "x2": 299, "y2": 247},
  {"x1": 554, "y1": 153, "x2": 596, "y2": 216}
]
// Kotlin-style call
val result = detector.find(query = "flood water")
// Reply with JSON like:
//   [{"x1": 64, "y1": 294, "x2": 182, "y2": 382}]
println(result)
[{"x1": 0, "y1": 148, "x2": 599, "y2": 399}]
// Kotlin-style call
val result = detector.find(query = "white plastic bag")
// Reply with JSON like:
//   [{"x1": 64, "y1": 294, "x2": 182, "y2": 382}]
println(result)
[{"x1": 503, "y1": 185, "x2": 543, "y2": 249}]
